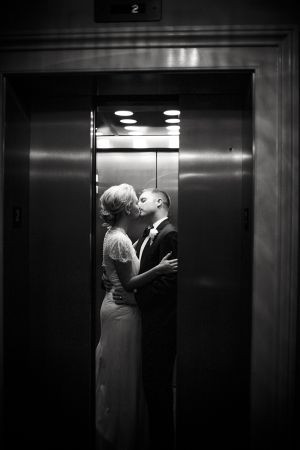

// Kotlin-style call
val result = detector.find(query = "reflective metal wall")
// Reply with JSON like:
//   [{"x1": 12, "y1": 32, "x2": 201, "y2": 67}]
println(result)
[
  {"x1": 177, "y1": 93, "x2": 252, "y2": 449},
  {"x1": 2, "y1": 75, "x2": 96, "y2": 450},
  {"x1": 3, "y1": 81, "x2": 30, "y2": 445},
  {"x1": 157, "y1": 152, "x2": 178, "y2": 227},
  {"x1": 28, "y1": 96, "x2": 93, "y2": 449}
]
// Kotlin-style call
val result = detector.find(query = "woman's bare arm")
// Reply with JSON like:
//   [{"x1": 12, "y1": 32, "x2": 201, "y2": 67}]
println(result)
[{"x1": 114, "y1": 253, "x2": 177, "y2": 291}]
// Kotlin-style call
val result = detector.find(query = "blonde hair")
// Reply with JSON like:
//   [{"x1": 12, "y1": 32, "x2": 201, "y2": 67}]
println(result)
[{"x1": 99, "y1": 183, "x2": 136, "y2": 226}]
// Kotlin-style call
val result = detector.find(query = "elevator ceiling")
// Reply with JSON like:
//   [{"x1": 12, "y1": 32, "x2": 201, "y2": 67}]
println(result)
[{"x1": 8, "y1": 71, "x2": 251, "y2": 143}]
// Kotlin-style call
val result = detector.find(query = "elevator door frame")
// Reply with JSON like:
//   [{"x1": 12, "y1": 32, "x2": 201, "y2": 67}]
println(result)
[{"x1": 0, "y1": 26, "x2": 298, "y2": 449}]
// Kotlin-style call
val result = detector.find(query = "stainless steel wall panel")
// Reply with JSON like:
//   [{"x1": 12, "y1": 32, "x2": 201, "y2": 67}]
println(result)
[
  {"x1": 157, "y1": 151, "x2": 178, "y2": 228},
  {"x1": 177, "y1": 94, "x2": 252, "y2": 449},
  {"x1": 3, "y1": 81, "x2": 30, "y2": 445},
  {"x1": 29, "y1": 99, "x2": 92, "y2": 450}
]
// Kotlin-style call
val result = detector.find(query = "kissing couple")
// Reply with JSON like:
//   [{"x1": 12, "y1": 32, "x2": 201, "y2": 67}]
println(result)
[{"x1": 95, "y1": 183, "x2": 178, "y2": 450}]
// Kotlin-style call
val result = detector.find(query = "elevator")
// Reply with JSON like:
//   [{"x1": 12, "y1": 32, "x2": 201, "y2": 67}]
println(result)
[
  {"x1": 93, "y1": 76, "x2": 253, "y2": 449},
  {"x1": 2, "y1": 71, "x2": 253, "y2": 450}
]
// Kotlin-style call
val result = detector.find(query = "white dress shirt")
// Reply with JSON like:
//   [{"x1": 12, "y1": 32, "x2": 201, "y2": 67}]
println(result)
[{"x1": 138, "y1": 217, "x2": 168, "y2": 261}]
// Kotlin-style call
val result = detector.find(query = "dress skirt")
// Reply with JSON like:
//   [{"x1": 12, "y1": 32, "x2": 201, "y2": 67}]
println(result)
[{"x1": 95, "y1": 292, "x2": 148, "y2": 450}]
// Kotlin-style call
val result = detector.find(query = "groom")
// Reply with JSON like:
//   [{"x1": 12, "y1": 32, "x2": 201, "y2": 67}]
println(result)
[
  {"x1": 105, "y1": 187, "x2": 177, "y2": 450},
  {"x1": 135, "y1": 188, "x2": 177, "y2": 450}
]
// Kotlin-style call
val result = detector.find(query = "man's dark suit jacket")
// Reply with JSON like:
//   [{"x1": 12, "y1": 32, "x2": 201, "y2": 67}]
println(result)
[
  {"x1": 135, "y1": 218, "x2": 177, "y2": 450},
  {"x1": 135, "y1": 219, "x2": 177, "y2": 325},
  {"x1": 135, "y1": 218, "x2": 177, "y2": 382}
]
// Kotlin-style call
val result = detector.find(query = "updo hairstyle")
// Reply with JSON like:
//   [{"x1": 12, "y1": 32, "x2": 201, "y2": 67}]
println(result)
[{"x1": 99, "y1": 183, "x2": 136, "y2": 227}]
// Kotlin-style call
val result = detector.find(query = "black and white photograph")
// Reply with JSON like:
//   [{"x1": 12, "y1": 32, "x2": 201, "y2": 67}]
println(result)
[{"x1": 0, "y1": 2, "x2": 299, "y2": 450}]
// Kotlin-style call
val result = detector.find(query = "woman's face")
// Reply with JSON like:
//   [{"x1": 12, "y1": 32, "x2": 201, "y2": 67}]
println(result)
[{"x1": 129, "y1": 194, "x2": 140, "y2": 219}]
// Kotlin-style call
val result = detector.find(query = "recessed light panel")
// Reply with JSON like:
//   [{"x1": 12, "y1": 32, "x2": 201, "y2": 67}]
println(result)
[
  {"x1": 163, "y1": 110, "x2": 180, "y2": 116},
  {"x1": 120, "y1": 119, "x2": 137, "y2": 124},
  {"x1": 166, "y1": 125, "x2": 180, "y2": 130},
  {"x1": 165, "y1": 118, "x2": 180, "y2": 124},
  {"x1": 114, "y1": 110, "x2": 134, "y2": 116}
]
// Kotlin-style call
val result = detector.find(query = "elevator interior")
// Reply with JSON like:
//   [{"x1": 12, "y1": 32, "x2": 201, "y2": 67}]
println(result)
[
  {"x1": 3, "y1": 71, "x2": 253, "y2": 449},
  {"x1": 95, "y1": 95, "x2": 179, "y2": 346}
]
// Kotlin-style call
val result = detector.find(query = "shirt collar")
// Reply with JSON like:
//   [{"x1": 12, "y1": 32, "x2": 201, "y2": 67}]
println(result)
[{"x1": 152, "y1": 217, "x2": 168, "y2": 229}]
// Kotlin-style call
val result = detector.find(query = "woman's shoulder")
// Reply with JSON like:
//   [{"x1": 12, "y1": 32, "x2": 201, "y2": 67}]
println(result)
[
  {"x1": 104, "y1": 228, "x2": 135, "y2": 262},
  {"x1": 106, "y1": 228, "x2": 131, "y2": 241},
  {"x1": 104, "y1": 228, "x2": 133, "y2": 249}
]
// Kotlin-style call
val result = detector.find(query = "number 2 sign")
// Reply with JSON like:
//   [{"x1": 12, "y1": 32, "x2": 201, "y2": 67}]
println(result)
[{"x1": 95, "y1": 0, "x2": 162, "y2": 22}]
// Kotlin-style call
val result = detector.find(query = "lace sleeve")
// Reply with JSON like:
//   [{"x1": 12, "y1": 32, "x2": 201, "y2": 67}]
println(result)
[{"x1": 108, "y1": 233, "x2": 134, "y2": 263}]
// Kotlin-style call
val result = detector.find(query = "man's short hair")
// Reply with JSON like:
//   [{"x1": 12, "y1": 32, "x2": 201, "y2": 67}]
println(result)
[{"x1": 142, "y1": 188, "x2": 171, "y2": 209}]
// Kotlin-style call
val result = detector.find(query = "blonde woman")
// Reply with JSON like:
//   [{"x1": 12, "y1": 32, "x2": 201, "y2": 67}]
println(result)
[{"x1": 95, "y1": 183, "x2": 177, "y2": 450}]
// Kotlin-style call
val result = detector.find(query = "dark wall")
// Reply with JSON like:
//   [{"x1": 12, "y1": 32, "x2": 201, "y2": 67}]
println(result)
[
  {"x1": 4, "y1": 80, "x2": 30, "y2": 447},
  {"x1": 0, "y1": 0, "x2": 297, "y2": 32}
]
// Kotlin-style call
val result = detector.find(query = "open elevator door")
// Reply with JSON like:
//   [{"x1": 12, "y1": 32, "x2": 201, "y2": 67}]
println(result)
[
  {"x1": 94, "y1": 80, "x2": 253, "y2": 449},
  {"x1": 3, "y1": 75, "x2": 95, "y2": 450},
  {"x1": 177, "y1": 91, "x2": 253, "y2": 449}
]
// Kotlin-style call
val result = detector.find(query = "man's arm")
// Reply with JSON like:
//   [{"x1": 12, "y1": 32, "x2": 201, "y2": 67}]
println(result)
[{"x1": 101, "y1": 268, "x2": 112, "y2": 291}]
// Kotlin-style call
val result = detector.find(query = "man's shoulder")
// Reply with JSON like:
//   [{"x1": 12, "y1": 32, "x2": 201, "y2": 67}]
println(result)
[
  {"x1": 159, "y1": 221, "x2": 177, "y2": 237},
  {"x1": 165, "y1": 223, "x2": 177, "y2": 232}
]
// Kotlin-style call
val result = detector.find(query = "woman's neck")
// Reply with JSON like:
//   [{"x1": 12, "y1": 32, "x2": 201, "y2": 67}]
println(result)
[{"x1": 114, "y1": 215, "x2": 128, "y2": 233}]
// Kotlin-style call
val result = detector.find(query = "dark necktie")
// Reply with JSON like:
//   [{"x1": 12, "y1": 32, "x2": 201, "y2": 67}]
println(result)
[{"x1": 142, "y1": 225, "x2": 153, "y2": 237}]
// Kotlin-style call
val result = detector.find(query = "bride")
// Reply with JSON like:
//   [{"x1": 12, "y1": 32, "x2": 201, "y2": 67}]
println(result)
[{"x1": 95, "y1": 183, "x2": 178, "y2": 450}]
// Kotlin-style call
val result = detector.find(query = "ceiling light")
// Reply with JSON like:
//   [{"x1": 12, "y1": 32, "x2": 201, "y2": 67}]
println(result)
[
  {"x1": 165, "y1": 118, "x2": 180, "y2": 124},
  {"x1": 128, "y1": 131, "x2": 143, "y2": 135},
  {"x1": 114, "y1": 110, "x2": 134, "y2": 116},
  {"x1": 120, "y1": 119, "x2": 137, "y2": 124},
  {"x1": 168, "y1": 131, "x2": 180, "y2": 135},
  {"x1": 166, "y1": 125, "x2": 180, "y2": 130},
  {"x1": 124, "y1": 125, "x2": 140, "y2": 131},
  {"x1": 163, "y1": 109, "x2": 180, "y2": 116}
]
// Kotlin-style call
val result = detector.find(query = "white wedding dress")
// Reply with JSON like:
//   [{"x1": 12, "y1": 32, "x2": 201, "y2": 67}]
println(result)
[{"x1": 95, "y1": 228, "x2": 148, "y2": 450}]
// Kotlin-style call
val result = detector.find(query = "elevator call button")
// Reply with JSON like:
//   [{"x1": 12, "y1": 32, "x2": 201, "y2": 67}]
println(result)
[{"x1": 94, "y1": 0, "x2": 161, "y2": 22}]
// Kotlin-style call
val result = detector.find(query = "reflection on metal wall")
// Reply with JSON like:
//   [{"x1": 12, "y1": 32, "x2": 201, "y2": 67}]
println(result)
[
  {"x1": 177, "y1": 94, "x2": 252, "y2": 449},
  {"x1": 29, "y1": 99, "x2": 92, "y2": 450},
  {"x1": 3, "y1": 81, "x2": 30, "y2": 445},
  {"x1": 157, "y1": 152, "x2": 178, "y2": 228}
]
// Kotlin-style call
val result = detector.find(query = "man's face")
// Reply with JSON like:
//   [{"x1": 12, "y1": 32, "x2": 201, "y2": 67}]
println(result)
[{"x1": 138, "y1": 191, "x2": 158, "y2": 217}]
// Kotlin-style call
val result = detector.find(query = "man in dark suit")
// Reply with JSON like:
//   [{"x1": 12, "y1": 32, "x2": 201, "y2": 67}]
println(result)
[
  {"x1": 103, "y1": 187, "x2": 177, "y2": 450},
  {"x1": 135, "y1": 188, "x2": 177, "y2": 450}
]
